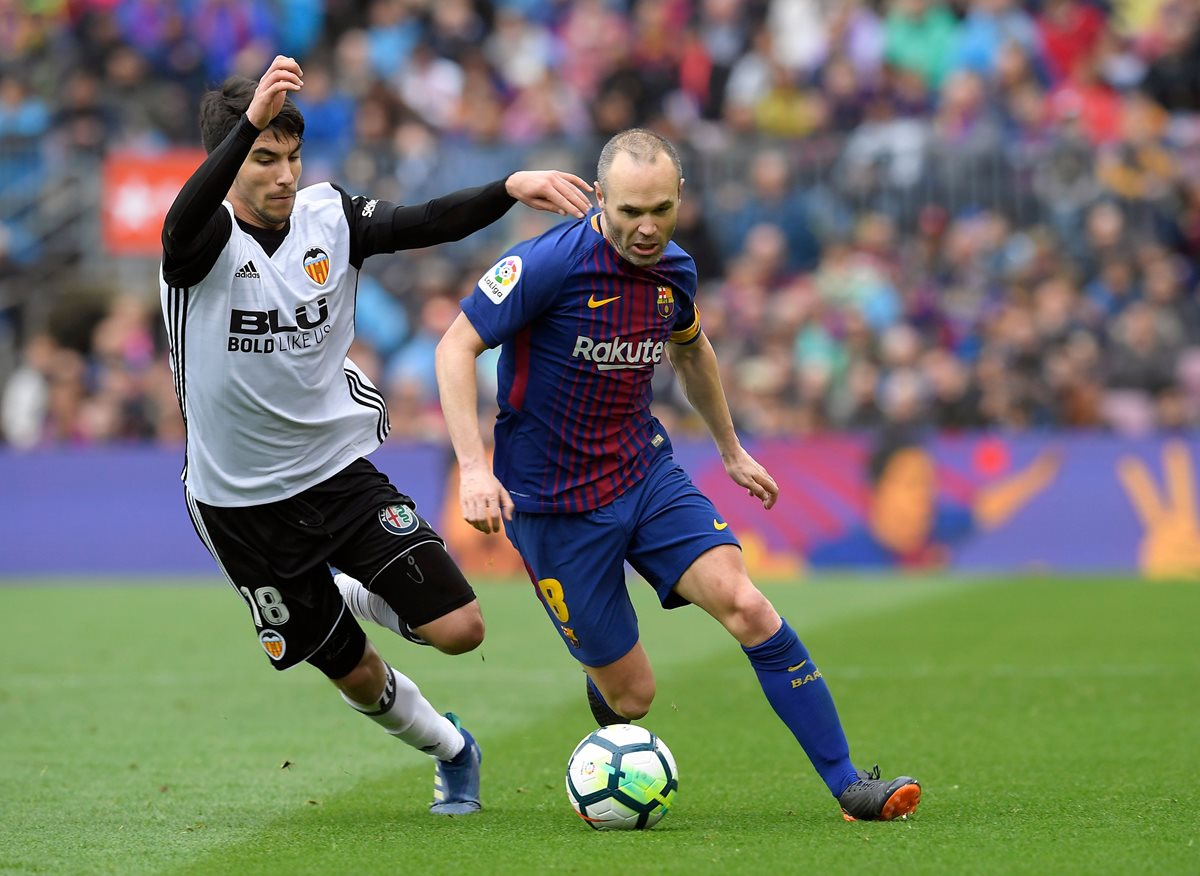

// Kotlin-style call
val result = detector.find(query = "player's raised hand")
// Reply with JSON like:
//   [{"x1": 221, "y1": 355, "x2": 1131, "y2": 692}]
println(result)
[
  {"x1": 458, "y1": 465, "x2": 515, "y2": 534},
  {"x1": 1117, "y1": 441, "x2": 1200, "y2": 580},
  {"x1": 506, "y1": 171, "x2": 593, "y2": 218},
  {"x1": 247, "y1": 56, "x2": 304, "y2": 131},
  {"x1": 723, "y1": 447, "x2": 780, "y2": 510}
]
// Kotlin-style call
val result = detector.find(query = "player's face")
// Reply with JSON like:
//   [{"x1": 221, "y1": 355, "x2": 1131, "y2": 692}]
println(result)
[
  {"x1": 869, "y1": 448, "x2": 936, "y2": 552},
  {"x1": 595, "y1": 151, "x2": 682, "y2": 267},
  {"x1": 228, "y1": 130, "x2": 302, "y2": 230}
]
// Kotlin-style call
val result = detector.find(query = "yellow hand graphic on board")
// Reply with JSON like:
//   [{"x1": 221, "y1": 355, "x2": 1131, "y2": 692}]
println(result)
[{"x1": 1116, "y1": 441, "x2": 1200, "y2": 581}]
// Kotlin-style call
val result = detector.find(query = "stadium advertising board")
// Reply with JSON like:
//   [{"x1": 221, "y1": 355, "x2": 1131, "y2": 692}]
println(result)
[
  {"x1": 100, "y1": 150, "x2": 207, "y2": 256},
  {"x1": 1, "y1": 436, "x2": 1197, "y2": 578}
]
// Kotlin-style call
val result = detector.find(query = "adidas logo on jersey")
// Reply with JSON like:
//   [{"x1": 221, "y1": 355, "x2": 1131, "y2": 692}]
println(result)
[{"x1": 234, "y1": 260, "x2": 261, "y2": 279}]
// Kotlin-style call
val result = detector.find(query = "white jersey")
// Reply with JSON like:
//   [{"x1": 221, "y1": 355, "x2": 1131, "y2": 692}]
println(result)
[{"x1": 160, "y1": 183, "x2": 388, "y2": 506}]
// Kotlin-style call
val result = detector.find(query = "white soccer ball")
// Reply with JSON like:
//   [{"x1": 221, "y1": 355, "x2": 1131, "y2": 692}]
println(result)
[{"x1": 565, "y1": 723, "x2": 679, "y2": 830}]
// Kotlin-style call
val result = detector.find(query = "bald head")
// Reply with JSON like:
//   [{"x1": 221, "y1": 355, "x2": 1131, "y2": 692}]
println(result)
[{"x1": 596, "y1": 129, "x2": 683, "y2": 190}]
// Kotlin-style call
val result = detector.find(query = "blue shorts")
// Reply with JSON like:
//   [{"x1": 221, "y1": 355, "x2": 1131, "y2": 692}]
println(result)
[{"x1": 504, "y1": 456, "x2": 740, "y2": 667}]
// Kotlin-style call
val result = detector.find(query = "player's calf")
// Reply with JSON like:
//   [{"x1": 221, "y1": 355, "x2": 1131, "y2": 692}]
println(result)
[
  {"x1": 339, "y1": 655, "x2": 473, "y2": 756},
  {"x1": 583, "y1": 666, "x2": 655, "y2": 720},
  {"x1": 586, "y1": 675, "x2": 629, "y2": 726}
]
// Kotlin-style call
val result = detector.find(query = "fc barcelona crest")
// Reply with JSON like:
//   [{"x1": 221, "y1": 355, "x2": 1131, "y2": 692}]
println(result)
[
  {"x1": 657, "y1": 285, "x2": 674, "y2": 319},
  {"x1": 303, "y1": 246, "x2": 330, "y2": 286}
]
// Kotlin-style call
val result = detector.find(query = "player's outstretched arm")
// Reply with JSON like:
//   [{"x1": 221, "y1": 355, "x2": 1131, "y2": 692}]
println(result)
[
  {"x1": 667, "y1": 333, "x2": 779, "y2": 510},
  {"x1": 362, "y1": 171, "x2": 590, "y2": 258},
  {"x1": 435, "y1": 313, "x2": 514, "y2": 533},
  {"x1": 505, "y1": 171, "x2": 593, "y2": 218}
]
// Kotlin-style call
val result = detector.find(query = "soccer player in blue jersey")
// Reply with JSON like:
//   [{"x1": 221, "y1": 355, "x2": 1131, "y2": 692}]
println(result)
[{"x1": 435, "y1": 129, "x2": 921, "y2": 822}]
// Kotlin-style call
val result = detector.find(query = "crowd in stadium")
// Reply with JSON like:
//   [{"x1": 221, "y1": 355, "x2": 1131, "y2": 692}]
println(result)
[{"x1": 1, "y1": 0, "x2": 1199, "y2": 448}]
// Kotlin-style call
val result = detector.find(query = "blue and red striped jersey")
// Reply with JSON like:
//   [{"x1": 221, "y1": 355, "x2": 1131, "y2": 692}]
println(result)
[{"x1": 461, "y1": 210, "x2": 701, "y2": 513}]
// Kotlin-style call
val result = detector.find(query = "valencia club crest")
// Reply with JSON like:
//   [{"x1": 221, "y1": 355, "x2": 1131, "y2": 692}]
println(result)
[{"x1": 303, "y1": 246, "x2": 330, "y2": 286}]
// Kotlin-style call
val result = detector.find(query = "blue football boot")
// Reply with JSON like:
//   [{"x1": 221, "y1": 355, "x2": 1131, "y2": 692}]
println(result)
[{"x1": 430, "y1": 713, "x2": 482, "y2": 815}]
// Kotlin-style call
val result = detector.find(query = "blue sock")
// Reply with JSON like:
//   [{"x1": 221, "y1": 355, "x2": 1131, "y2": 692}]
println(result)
[{"x1": 743, "y1": 618, "x2": 858, "y2": 796}]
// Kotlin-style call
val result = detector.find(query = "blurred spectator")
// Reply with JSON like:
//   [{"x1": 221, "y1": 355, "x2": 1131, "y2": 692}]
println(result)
[
  {"x1": 1036, "y1": 0, "x2": 1108, "y2": 84},
  {"x1": 292, "y1": 61, "x2": 356, "y2": 179},
  {"x1": 837, "y1": 88, "x2": 931, "y2": 201},
  {"x1": 1138, "y1": 0, "x2": 1200, "y2": 112},
  {"x1": 485, "y1": 8, "x2": 556, "y2": 93},
  {"x1": 364, "y1": 0, "x2": 420, "y2": 80},
  {"x1": 0, "y1": 73, "x2": 49, "y2": 197},
  {"x1": 1095, "y1": 93, "x2": 1175, "y2": 208},
  {"x1": 104, "y1": 43, "x2": 190, "y2": 147},
  {"x1": 721, "y1": 149, "x2": 821, "y2": 273},
  {"x1": 672, "y1": 194, "x2": 726, "y2": 283},
  {"x1": 504, "y1": 70, "x2": 591, "y2": 144},
  {"x1": 822, "y1": 0, "x2": 885, "y2": 82},
  {"x1": 1084, "y1": 255, "x2": 1140, "y2": 320},
  {"x1": 427, "y1": 0, "x2": 488, "y2": 62},
  {"x1": 51, "y1": 68, "x2": 116, "y2": 159},
  {"x1": 753, "y1": 61, "x2": 824, "y2": 139},
  {"x1": 187, "y1": 0, "x2": 275, "y2": 82},
  {"x1": 723, "y1": 25, "x2": 774, "y2": 132},
  {"x1": 275, "y1": 0, "x2": 323, "y2": 60},
  {"x1": 395, "y1": 42, "x2": 464, "y2": 131},
  {"x1": 1047, "y1": 53, "x2": 1122, "y2": 145},
  {"x1": 1106, "y1": 301, "x2": 1181, "y2": 396},
  {"x1": 1, "y1": 331, "x2": 55, "y2": 448},
  {"x1": 691, "y1": 0, "x2": 751, "y2": 119},
  {"x1": 951, "y1": 0, "x2": 1042, "y2": 79},
  {"x1": 818, "y1": 54, "x2": 870, "y2": 133},
  {"x1": 928, "y1": 71, "x2": 1005, "y2": 201},
  {"x1": 384, "y1": 287, "x2": 461, "y2": 405},
  {"x1": 923, "y1": 347, "x2": 985, "y2": 430},
  {"x1": 884, "y1": 0, "x2": 960, "y2": 90}
]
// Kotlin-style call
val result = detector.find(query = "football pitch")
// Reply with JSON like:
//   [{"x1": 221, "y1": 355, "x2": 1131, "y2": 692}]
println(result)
[{"x1": 1, "y1": 576, "x2": 1196, "y2": 875}]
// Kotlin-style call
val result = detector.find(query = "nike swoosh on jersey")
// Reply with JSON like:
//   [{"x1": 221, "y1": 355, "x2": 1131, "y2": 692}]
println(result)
[
  {"x1": 587, "y1": 294, "x2": 621, "y2": 308},
  {"x1": 787, "y1": 660, "x2": 808, "y2": 672},
  {"x1": 713, "y1": 519, "x2": 728, "y2": 530}
]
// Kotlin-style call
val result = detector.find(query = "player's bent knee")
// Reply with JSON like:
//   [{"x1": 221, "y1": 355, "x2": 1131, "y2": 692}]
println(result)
[
  {"x1": 369, "y1": 540, "x2": 480, "y2": 649},
  {"x1": 721, "y1": 583, "x2": 780, "y2": 644},
  {"x1": 413, "y1": 602, "x2": 485, "y2": 655}
]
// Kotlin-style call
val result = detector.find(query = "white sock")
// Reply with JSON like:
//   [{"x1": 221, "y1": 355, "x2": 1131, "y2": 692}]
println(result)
[
  {"x1": 341, "y1": 665, "x2": 465, "y2": 761},
  {"x1": 335, "y1": 571, "x2": 404, "y2": 636}
]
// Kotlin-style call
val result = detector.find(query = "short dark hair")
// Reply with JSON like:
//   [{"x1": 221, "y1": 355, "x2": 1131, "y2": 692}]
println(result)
[
  {"x1": 596, "y1": 128, "x2": 682, "y2": 189},
  {"x1": 198, "y1": 75, "x2": 305, "y2": 153},
  {"x1": 867, "y1": 427, "x2": 925, "y2": 485}
]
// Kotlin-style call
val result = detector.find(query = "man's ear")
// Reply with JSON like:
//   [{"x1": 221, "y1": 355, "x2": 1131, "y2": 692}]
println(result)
[
  {"x1": 593, "y1": 181, "x2": 604, "y2": 206},
  {"x1": 678, "y1": 176, "x2": 686, "y2": 200}
]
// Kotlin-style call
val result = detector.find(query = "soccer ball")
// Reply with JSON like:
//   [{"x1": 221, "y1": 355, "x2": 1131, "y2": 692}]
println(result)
[{"x1": 565, "y1": 724, "x2": 679, "y2": 830}]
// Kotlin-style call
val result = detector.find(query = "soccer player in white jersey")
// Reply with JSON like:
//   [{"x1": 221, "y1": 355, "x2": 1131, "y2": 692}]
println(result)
[{"x1": 159, "y1": 56, "x2": 592, "y2": 815}]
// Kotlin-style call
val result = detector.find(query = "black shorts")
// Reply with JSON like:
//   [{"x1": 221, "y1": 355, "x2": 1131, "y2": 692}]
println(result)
[{"x1": 187, "y1": 457, "x2": 475, "y2": 671}]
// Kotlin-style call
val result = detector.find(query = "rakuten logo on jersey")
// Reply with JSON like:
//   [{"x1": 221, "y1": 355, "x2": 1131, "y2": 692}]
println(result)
[{"x1": 572, "y1": 335, "x2": 665, "y2": 371}]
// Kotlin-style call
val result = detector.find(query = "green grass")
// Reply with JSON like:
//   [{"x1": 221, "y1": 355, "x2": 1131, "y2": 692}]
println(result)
[{"x1": 1, "y1": 576, "x2": 1197, "y2": 875}]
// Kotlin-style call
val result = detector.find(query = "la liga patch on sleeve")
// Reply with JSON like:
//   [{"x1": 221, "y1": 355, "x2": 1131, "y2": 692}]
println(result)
[{"x1": 477, "y1": 255, "x2": 522, "y2": 304}]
